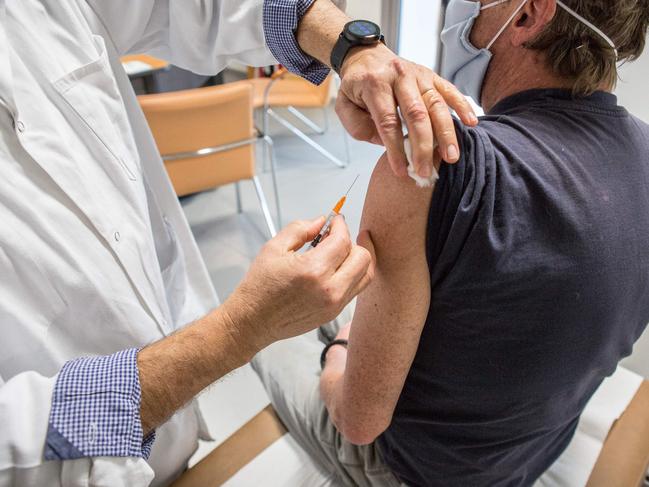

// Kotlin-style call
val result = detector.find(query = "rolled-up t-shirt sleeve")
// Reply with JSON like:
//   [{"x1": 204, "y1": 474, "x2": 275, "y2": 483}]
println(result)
[
  {"x1": 426, "y1": 120, "x2": 493, "y2": 284},
  {"x1": 44, "y1": 349, "x2": 154, "y2": 461}
]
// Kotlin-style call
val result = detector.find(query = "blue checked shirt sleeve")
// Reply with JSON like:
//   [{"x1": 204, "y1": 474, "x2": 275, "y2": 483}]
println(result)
[
  {"x1": 44, "y1": 348, "x2": 155, "y2": 461},
  {"x1": 263, "y1": 0, "x2": 330, "y2": 85}
]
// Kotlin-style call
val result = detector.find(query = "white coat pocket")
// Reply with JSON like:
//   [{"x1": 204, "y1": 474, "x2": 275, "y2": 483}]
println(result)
[{"x1": 52, "y1": 35, "x2": 140, "y2": 182}]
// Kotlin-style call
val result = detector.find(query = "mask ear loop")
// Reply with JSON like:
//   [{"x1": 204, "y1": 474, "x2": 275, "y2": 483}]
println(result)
[
  {"x1": 486, "y1": 0, "x2": 529, "y2": 50},
  {"x1": 555, "y1": 0, "x2": 619, "y2": 60},
  {"x1": 481, "y1": 0, "x2": 511, "y2": 11}
]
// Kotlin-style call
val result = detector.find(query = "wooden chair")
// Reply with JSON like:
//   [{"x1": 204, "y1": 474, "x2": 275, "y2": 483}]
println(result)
[
  {"x1": 170, "y1": 406, "x2": 287, "y2": 487},
  {"x1": 139, "y1": 83, "x2": 280, "y2": 237},
  {"x1": 121, "y1": 54, "x2": 170, "y2": 94},
  {"x1": 172, "y1": 381, "x2": 649, "y2": 487}
]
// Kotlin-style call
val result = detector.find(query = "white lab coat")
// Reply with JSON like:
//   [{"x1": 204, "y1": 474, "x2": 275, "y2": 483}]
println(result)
[{"x1": 0, "y1": 1, "x2": 276, "y2": 486}]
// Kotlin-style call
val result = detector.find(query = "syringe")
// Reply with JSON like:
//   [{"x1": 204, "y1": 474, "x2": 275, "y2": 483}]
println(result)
[{"x1": 310, "y1": 174, "x2": 360, "y2": 248}]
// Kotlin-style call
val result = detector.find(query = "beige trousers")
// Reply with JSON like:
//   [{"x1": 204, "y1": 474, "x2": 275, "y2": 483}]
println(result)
[{"x1": 251, "y1": 332, "x2": 403, "y2": 487}]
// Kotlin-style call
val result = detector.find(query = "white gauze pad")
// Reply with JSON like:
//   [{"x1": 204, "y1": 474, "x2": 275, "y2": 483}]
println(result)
[{"x1": 404, "y1": 137, "x2": 439, "y2": 188}]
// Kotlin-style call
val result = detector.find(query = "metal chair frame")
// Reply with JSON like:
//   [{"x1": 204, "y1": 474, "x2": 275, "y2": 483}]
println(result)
[
  {"x1": 259, "y1": 73, "x2": 352, "y2": 171},
  {"x1": 163, "y1": 135, "x2": 280, "y2": 238}
]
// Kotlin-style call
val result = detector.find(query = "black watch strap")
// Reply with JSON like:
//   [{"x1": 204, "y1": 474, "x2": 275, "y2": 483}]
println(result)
[
  {"x1": 331, "y1": 33, "x2": 354, "y2": 74},
  {"x1": 331, "y1": 33, "x2": 385, "y2": 75},
  {"x1": 320, "y1": 339, "x2": 349, "y2": 369}
]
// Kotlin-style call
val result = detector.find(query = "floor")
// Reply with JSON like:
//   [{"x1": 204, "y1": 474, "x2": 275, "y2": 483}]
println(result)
[{"x1": 181, "y1": 104, "x2": 384, "y2": 464}]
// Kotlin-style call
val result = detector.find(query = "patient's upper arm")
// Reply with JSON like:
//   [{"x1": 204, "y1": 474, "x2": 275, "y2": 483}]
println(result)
[{"x1": 340, "y1": 153, "x2": 436, "y2": 443}]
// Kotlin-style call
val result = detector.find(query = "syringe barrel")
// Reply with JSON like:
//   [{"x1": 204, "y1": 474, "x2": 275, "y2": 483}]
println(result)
[{"x1": 310, "y1": 211, "x2": 337, "y2": 248}]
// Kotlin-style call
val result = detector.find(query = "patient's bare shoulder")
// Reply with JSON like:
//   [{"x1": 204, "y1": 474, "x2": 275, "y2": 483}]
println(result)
[
  {"x1": 339, "y1": 154, "x2": 438, "y2": 443},
  {"x1": 360, "y1": 153, "x2": 436, "y2": 268}
]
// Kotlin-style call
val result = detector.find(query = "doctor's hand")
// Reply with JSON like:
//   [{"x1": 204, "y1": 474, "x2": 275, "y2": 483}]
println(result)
[
  {"x1": 222, "y1": 216, "x2": 375, "y2": 351},
  {"x1": 295, "y1": 0, "x2": 477, "y2": 179},
  {"x1": 138, "y1": 216, "x2": 373, "y2": 435},
  {"x1": 337, "y1": 44, "x2": 478, "y2": 178}
]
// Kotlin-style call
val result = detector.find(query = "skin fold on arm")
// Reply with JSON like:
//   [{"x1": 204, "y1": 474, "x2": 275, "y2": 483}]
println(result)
[{"x1": 320, "y1": 153, "x2": 439, "y2": 445}]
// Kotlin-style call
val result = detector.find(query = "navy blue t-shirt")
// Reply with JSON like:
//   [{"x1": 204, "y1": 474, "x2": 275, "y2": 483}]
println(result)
[{"x1": 378, "y1": 89, "x2": 649, "y2": 487}]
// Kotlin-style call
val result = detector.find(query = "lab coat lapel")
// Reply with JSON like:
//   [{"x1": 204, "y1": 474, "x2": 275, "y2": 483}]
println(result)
[
  {"x1": 3, "y1": 5, "x2": 171, "y2": 333},
  {"x1": 0, "y1": 1, "x2": 18, "y2": 118}
]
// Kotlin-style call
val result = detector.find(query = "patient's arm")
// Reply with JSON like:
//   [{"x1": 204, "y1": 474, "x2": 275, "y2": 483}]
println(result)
[{"x1": 320, "y1": 153, "x2": 436, "y2": 445}]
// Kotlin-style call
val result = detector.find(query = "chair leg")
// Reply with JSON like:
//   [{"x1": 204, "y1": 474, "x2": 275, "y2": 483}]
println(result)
[
  {"x1": 287, "y1": 106, "x2": 326, "y2": 135},
  {"x1": 252, "y1": 176, "x2": 277, "y2": 238},
  {"x1": 268, "y1": 108, "x2": 348, "y2": 169},
  {"x1": 322, "y1": 106, "x2": 330, "y2": 133},
  {"x1": 260, "y1": 134, "x2": 270, "y2": 174},
  {"x1": 254, "y1": 111, "x2": 268, "y2": 174},
  {"x1": 262, "y1": 108, "x2": 272, "y2": 173},
  {"x1": 235, "y1": 182, "x2": 243, "y2": 214},
  {"x1": 263, "y1": 135, "x2": 282, "y2": 228}
]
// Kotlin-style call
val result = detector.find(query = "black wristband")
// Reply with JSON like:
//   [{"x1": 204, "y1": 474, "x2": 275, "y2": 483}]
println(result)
[
  {"x1": 320, "y1": 339, "x2": 349, "y2": 370},
  {"x1": 330, "y1": 20, "x2": 385, "y2": 75}
]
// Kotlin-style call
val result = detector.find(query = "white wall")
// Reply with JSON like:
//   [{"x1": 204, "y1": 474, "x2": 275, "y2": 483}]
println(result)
[
  {"x1": 617, "y1": 49, "x2": 649, "y2": 378},
  {"x1": 397, "y1": 0, "x2": 444, "y2": 70},
  {"x1": 345, "y1": 0, "x2": 445, "y2": 70},
  {"x1": 345, "y1": 0, "x2": 382, "y2": 25},
  {"x1": 615, "y1": 50, "x2": 649, "y2": 123}
]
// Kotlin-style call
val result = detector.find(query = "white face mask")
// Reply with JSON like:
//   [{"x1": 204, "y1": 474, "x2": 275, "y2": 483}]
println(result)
[{"x1": 440, "y1": 0, "x2": 618, "y2": 104}]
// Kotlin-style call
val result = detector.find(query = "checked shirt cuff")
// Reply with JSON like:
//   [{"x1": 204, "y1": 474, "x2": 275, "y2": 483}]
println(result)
[
  {"x1": 263, "y1": 0, "x2": 331, "y2": 85},
  {"x1": 44, "y1": 348, "x2": 155, "y2": 461}
]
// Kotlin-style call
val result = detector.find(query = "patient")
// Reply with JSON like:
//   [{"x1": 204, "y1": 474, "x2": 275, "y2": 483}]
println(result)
[{"x1": 252, "y1": 1, "x2": 649, "y2": 486}]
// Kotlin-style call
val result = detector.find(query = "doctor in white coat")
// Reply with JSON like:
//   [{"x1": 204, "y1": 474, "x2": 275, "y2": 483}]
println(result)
[{"x1": 0, "y1": 0, "x2": 477, "y2": 486}]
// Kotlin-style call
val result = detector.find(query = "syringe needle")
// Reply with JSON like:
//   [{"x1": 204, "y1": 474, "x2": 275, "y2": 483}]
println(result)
[
  {"x1": 310, "y1": 174, "x2": 361, "y2": 249},
  {"x1": 344, "y1": 174, "x2": 360, "y2": 197}
]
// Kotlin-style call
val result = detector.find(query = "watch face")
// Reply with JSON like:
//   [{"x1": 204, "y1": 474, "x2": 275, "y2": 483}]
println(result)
[{"x1": 347, "y1": 20, "x2": 380, "y2": 40}]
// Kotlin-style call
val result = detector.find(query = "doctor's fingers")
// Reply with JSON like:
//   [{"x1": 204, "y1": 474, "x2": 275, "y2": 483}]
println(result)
[
  {"x1": 330, "y1": 244, "x2": 375, "y2": 303},
  {"x1": 427, "y1": 70, "x2": 478, "y2": 129},
  {"x1": 306, "y1": 215, "x2": 353, "y2": 276},
  {"x1": 359, "y1": 77, "x2": 409, "y2": 178},
  {"x1": 417, "y1": 70, "x2": 478, "y2": 164},
  {"x1": 270, "y1": 216, "x2": 326, "y2": 252},
  {"x1": 345, "y1": 229, "x2": 377, "y2": 296},
  {"x1": 393, "y1": 62, "x2": 436, "y2": 178},
  {"x1": 335, "y1": 93, "x2": 384, "y2": 146}
]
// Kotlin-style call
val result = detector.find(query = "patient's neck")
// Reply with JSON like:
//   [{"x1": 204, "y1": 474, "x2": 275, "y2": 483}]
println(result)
[{"x1": 481, "y1": 51, "x2": 575, "y2": 113}]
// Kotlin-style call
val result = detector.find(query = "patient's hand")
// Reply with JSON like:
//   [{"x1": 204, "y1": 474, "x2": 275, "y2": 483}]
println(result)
[{"x1": 335, "y1": 322, "x2": 352, "y2": 341}]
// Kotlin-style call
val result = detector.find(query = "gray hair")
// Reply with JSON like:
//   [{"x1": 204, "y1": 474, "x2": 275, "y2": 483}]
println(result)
[{"x1": 525, "y1": 0, "x2": 649, "y2": 95}]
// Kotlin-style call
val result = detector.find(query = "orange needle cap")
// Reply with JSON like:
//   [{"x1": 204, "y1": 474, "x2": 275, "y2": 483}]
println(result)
[{"x1": 333, "y1": 196, "x2": 346, "y2": 214}]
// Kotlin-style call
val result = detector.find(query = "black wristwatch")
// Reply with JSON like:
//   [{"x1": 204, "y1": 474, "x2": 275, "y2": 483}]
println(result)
[{"x1": 331, "y1": 20, "x2": 385, "y2": 75}]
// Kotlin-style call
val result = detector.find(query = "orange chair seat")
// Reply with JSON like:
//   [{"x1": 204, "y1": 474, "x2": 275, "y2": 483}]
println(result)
[
  {"x1": 229, "y1": 74, "x2": 332, "y2": 109},
  {"x1": 121, "y1": 54, "x2": 169, "y2": 72}
]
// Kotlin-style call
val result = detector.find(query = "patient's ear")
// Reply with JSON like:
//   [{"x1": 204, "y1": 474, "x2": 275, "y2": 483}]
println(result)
[{"x1": 510, "y1": 0, "x2": 557, "y2": 46}]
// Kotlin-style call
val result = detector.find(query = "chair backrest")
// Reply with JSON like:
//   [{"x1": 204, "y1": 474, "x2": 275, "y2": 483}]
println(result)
[
  {"x1": 139, "y1": 83, "x2": 256, "y2": 197},
  {"x1": 267, "y1": 73, "x2": 333, "y2": 108},
  {"x1": 297, "y1": 72, "x2": 333, "y2": 107}
]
